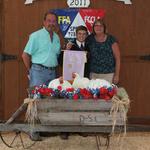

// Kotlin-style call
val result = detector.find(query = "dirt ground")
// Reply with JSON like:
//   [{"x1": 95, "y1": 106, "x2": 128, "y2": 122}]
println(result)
[{"x1": 0, "y1": 132, "x2": 150, "y2": 150}]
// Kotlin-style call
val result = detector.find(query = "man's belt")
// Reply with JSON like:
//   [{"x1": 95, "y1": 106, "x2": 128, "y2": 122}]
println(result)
[{"x1": 32, "y1": 63, "x2": 56, "y2": 70}]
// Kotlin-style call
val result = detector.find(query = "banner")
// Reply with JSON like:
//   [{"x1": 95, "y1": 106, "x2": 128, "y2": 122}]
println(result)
[
  {"x1": 53, "y1": 9, "x2": 105, "y2": 39},
  {"x1": 63, "y1": 51, "x2": 87, "y2": 80},
  {"x1": 25, "y1": 0, "x2": 132, "y2": 5}
]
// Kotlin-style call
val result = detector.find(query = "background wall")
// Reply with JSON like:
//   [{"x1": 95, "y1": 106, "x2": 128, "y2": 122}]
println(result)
[{"x1": 0, "y1": 0, "x2": 150, "y2": 123}]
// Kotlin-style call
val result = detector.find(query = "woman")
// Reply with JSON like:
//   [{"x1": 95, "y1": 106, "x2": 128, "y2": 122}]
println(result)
[{"x1": 86, "y1": 19, "x2": 120, "y2": 84}]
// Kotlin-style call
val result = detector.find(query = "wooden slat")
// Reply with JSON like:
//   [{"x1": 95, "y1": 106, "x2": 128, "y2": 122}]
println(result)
[
  {"x1": 0, "y1": 123, "x2": 121, "y2": 133},
  {"x1": 36, "y1": 99, "x2": 123, "y2": 126},
  {"x1": 38, "y1": 112, "x2": 123, "y2": 126},
  {"x1": 1, "y1": 123, "x2": 150, "y2": 133},
  {"x1": 37, "y1": 99, "x2": 112, "y2": 112},
  {"x1": 0, "y1": 0, "x2": 4, "y2": 119},
  {"x1": 122, "y1": 55, "x2": 150, "y2": 63}
]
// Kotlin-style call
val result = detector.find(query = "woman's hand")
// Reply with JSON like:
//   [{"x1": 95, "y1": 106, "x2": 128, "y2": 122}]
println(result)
[{"x1": 113, "y1": 74, "x2": 119, "y2": 84}]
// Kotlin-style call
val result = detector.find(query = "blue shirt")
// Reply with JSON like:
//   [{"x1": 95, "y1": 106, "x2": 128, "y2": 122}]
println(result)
[{"x1": 24, "y1": 27, "x2": 60, "y2": 67}]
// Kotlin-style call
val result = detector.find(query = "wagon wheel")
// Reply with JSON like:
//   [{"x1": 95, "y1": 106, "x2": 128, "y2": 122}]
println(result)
[
  {"x1": 95, "y1": 133, "x2": 111, "y2": 150},
  {"x1": 0, "y1": 130, "x2": 36, "y2": 149}
]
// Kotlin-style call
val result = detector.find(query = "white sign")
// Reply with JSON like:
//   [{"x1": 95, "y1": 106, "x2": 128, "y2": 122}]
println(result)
[
  {"x1": 25, "y1": 0, "x2": 34, "y2": 4},
  {"x1": 25, "y1": 0, "x2": 131, "y2": 5},
  {"x1": 63, "y1": 51, "x2": 86, "y2": 80},
  {"x1": 116, "y1": 0, "x2": 132, "y2": 4},
  {"x1": 67, "y1": 0, "x2": 90, "y2": 8}
]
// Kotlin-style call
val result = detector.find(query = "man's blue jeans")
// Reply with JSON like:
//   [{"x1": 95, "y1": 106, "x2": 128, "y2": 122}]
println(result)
[{"x1": 29, "y1": 64, "x2": 56, "y2": 87}]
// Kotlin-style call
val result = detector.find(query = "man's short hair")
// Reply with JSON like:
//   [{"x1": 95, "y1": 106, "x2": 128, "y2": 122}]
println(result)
[
  {"x1": 76, "y1": 25, "x2": 88, "y2": 34},
  {"x1": 44, "y1": 11, "x2": 58, "y2": 21}
]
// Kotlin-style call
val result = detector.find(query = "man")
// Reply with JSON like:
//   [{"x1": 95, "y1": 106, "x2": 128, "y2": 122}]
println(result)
[
  {"x1": 58, "y1": 26, "x2": 89, "y2": 140},
  {"x1": 22, "y1": 11, "x2": 61, "y2": 141},
  {"x1": 22, "y1": 11, "x2": 61, "y2": 87},
  {"x1": 66, "y1": 25, "x2": 89, "y2": 78},
  {"x1": 59, "y1": 25, "x2": 89, "y2": 78},
  {"x1": 67, "y1": 25, "x2": 88, "y2": 51}
]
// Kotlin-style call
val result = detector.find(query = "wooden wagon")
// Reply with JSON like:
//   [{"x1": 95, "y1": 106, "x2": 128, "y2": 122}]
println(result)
[{"x1": 0, "y1": 98, "x2": 126, "y2": 149}]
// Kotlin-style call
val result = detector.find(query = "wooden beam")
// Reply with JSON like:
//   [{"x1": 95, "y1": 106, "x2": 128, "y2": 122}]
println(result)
[
  {"x1": 5, "y1": 103, "x2": 28, "y2": 124},
  {"x1": 0, "y1": 0, "x2": 4, "y2": 119}
]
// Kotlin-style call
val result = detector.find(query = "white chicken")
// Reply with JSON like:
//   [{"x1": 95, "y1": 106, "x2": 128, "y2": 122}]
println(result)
[
  {"x1": 88, "y1": 79, "x2": 112, "y2": 89},
  {"x1": 72, "y1": 73, "x2": 90, "y2": 89},
  {"x1": 48, "y1": 77, "x2": 72, "y2": 90}
]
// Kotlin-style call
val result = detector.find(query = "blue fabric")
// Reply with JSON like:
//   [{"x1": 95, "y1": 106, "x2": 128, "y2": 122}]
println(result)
[
  {"x1": 86, "y1": 34, "x2": 117, "y2": 74},
  {"x1": 24, "y1": 27, "x2": 60, "y2": 67},
  {"x1": 29, "y1": 64, "x2": 56, "y2": 87}
]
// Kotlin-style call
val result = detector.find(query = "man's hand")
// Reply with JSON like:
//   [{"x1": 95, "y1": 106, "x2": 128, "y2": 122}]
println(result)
[{"x1": 27, "y1": 74, "x2": 30, "y2": 80}]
